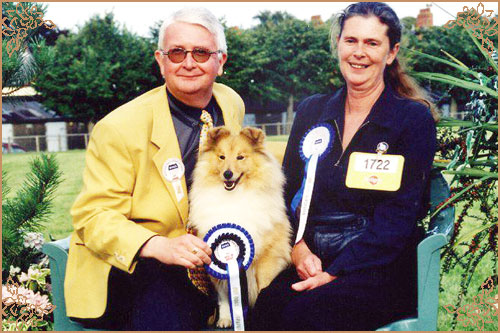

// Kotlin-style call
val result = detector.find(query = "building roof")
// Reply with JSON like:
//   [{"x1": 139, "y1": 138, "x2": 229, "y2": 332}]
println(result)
[{"x1": 2, "y1": 100, "x2": 60, "y2": 124}]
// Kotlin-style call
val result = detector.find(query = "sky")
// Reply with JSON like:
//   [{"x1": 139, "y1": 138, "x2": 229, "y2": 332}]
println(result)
[{"x1": 44, "y1": 2, "x2": 499, "y2": 38}]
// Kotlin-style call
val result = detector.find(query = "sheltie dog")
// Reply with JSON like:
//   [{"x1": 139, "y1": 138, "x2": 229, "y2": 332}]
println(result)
[{"x1": 188, "y1": 127, "x2": 292, "y2": 328}]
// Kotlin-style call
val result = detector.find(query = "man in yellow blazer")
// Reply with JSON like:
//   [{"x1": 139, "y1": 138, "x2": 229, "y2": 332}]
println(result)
[{"x1": 66, "y1": 7, "x2": 245, "y2": 330}]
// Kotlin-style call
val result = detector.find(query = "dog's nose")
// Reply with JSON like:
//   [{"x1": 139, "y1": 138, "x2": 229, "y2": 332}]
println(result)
[{"x1": 223, "y1": 170, "x2": 233, "y2": 180}]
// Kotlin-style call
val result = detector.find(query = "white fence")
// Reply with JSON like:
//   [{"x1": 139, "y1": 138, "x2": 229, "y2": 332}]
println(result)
[
  {"x1": 2, "y1": 122, "x2": 293, "y2": 153},
  {"x1": 3, "y1": 133, "x2": 89, "y2": 153},
  {"x1": 0, "y1": 112, "x2": 480, "y2": 153},
  {"x1": 253, "y1": 122, "x2": 293, "y2": 136}
]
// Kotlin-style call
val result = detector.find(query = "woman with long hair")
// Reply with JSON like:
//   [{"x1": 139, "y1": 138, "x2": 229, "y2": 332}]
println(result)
[{"x1": 250, "y1": 2, "x2": 437, "y2": 330}]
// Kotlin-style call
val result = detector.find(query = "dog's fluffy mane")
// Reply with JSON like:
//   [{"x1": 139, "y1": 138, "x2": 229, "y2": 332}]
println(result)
[{"x1": 188, "y1": 127, "x2": 288, "y2": 245}]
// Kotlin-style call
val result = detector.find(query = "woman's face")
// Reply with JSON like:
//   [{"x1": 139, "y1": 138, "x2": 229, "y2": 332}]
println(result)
[{"x1": 337, "y1": 15, "x2": 399, "y2": 90}]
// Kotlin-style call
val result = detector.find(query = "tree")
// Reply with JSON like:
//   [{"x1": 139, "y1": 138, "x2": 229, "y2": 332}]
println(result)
[
  {"x1": 251, "y1": 14, "x2": 339, "y2": 125},
  {"x1": 2, "y1": 154, "x2": 61, "y2": 273},
  {"x1": 253, "y1": 10, "x2": 295, "y2": 28},
  {"x1": 400, "y1": 16, "x2": 416, "y2": 32},
  {"x1": 217, "y1": 24, "x2": 283, "y2": 105},
  {"x1": 148, "y1": 20, "x2": 162, "y2": 44},
  {"x1": 403, "y1": 20, "x2": 497, "y2": 107},
  {"x1": 220, "y1": 12, "x2": 342, "y2": 124},
  {"x1": 1, "y1": 2, "x2": 59, "y2": 94},
  {"x1": 34, "y1": 13, "x2": 161, "y2": 125}
]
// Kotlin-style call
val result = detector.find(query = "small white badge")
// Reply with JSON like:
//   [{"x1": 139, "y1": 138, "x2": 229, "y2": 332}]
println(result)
[
  {"x1": 162, "y1": 158, "x2": 185, "y2": 202},
  {"x1": 376, "y1": 142, "x2": 389, "y2": 154},
  {"x1": 215, "y1": 240, "x2": 240, "y2": 264},
  {"x1": 162, "y1": 158, "x2": 185, "y2": 181}
]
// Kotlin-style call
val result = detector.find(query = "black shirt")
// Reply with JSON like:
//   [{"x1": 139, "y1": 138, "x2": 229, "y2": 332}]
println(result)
[{"x1": 166, "y1": 89, "x2": 224, "y2": 189}]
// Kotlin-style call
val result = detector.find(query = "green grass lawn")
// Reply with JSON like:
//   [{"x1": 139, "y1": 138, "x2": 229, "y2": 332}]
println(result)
[{"x1": 2, "y1": 142, "x2": 497, "y2": 331}]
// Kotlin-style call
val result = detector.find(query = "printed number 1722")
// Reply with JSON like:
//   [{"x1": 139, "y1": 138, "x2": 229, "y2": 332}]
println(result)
[{"x1": 364, "y1": 158, "x2": 390, "y2": 170}]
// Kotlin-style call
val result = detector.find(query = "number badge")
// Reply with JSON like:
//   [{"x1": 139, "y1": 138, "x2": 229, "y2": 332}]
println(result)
[{"x1": 345, "y1": 152, "x2": 405, "y2": 191}]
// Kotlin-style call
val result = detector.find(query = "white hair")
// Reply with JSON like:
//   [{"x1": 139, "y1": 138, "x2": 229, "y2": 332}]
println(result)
[{"x1": 157, "y1": 7, "x2": 227, "y2": 57}]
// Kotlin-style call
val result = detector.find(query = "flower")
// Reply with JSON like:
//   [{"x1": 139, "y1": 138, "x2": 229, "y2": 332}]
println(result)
[
  {"x1": 18, "y1": 266, "x2": 45, "y2": 285},
  {"x1": 2, "y1": 283, "x2": 54, "y2": 315},
  {"x1": 19, "y1": 272, "x2": 30, "y2": 283},
  {"x1": 2, "y1": 283, "x2": 32, "y2": 305},
  {"x1": 25, "y1": 291, "x2": 54, "y2": 315},
  {"x1": 22, "y1": 232, "x2": 44, "y2": 250},
  {"x1": 9, "y1": 266, "x2": 21, "y2": 276},
  {"x1": 14, "y1": 285, "x2": 33, "y2": 304},
  {"x1": 2, "y1": 285, "x2": 16, "y2": 306},
  {"x1": 15, "y1": 265, "x2": 51, "y2": 294}
]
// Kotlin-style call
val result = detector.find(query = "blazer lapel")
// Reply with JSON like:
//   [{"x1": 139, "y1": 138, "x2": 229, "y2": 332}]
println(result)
[{"x1": 151, "y1": 85, "x2": 189, "y2": 225}]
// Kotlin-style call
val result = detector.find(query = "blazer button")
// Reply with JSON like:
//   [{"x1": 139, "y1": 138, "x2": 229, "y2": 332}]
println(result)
[{"x1": 114, "y1": 252, "x2": 125, "y2": 263}]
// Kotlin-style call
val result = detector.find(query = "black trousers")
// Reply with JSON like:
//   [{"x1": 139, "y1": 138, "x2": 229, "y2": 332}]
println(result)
[
  {"x1": 72, "y1": 259, "x2": 215, "y2": 330},
  {"x1": 249, "y1": 224, "x2": 422, "y2": 331},
  {"x1": 249, "y1": 258, "x2": 417, "y2": 331}
]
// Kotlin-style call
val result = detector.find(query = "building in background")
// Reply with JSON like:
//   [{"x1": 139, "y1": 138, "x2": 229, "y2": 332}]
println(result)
[
  {"x1": 311, "y1": 15, "x2": 323, "y2": 27},
  {"x1": 416, "y1": 6, "x2": 433, "y2": 28},
  {"x1": 2, "y1": 87, "x2": 87, "y2": 153}
]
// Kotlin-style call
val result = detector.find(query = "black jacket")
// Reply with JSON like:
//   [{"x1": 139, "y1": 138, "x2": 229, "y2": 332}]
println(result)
[{"x1": 283, "y1": 84, "x2": 436, "y2": 277}]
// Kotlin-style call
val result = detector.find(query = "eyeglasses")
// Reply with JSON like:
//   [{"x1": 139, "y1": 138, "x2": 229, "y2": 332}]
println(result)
[{"x1": 159, "y1": 47, "x2": 221, "y2": 63}]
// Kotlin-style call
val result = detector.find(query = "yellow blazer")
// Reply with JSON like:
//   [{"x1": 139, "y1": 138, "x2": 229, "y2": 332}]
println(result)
[{"x1": 65, "y1": 83, "x2": 245, "y2": 319}]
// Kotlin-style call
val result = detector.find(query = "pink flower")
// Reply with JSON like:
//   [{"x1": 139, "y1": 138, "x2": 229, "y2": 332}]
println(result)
[
  {"x1": 29, "y1": 292, "x2": 54, "y2": 314},
  {"x1": 2, "y1": 284, "x2": 31, "y2": 306},
  {"x1": 2, "y1": 278, "x2": 55, "y2": 317},
  {"x1": 15, "y1": 285, "x2": 34, "y2": 304},
  {"x1": 2, "y1": 285, "x2": 16, "y2": 306},
  {"x1": 19, "y1": 272, "x2": 30, "y2": 283}
]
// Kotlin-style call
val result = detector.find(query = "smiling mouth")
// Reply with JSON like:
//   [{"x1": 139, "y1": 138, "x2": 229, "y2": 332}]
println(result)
[
  {"x1": 224, "y1": 173, "x2": 243, "y2": 191},
  {"x1": 350, "y1": 63, "x2": 369, "y2": 69}
]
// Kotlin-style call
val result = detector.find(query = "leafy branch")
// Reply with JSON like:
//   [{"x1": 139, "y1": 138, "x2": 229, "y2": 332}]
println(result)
[{"x1": 2, "y1": 154, "x2": 62, "y2": 272}]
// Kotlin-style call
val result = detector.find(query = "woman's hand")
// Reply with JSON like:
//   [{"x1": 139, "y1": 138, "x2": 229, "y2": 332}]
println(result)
[
  {"x1": 291, "y1": 272, "x2": 336, "y2": 291},
  {"x1": 139, "y1": 234, "x2": 212, "y2": 269},
  {"x1": 292, "y1": 239, "x2": 323, "y2": 280}
]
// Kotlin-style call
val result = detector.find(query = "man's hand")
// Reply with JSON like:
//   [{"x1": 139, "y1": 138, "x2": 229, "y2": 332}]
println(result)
[
  {"x1": 292, "y1": 239, "x2": 323, "y2": 280},
  {"x1": 139, "y1": 235, "x2": 212, "y2": 269},
  {"x1": 291, "y1": 272, "x2": 336, "y2": 291}
]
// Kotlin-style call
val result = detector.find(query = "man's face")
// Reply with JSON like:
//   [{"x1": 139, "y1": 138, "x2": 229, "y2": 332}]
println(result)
[{"x1": 155, "y1": 22, "x2": 226, "y2": 104}]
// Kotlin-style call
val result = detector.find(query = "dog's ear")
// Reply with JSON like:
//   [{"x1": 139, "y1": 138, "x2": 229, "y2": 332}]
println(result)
[
  {"x1": 202, "y1": 127, "x2": 231, "y2": 152},
  {"x1": 240, "y1": 127, "x2": 265, "y2": 149}
]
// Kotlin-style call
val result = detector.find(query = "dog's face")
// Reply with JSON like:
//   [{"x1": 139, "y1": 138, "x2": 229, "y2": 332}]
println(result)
[{"x1": 200, "y1": 127, "x2": 267, "y2": 191}]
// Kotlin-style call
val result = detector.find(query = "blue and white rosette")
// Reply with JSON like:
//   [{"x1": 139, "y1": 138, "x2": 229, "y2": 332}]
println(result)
[
  {"x1": 204, "y1": 223, "x2": 255, "y2": 331},
  {"x1": 291, "y1": 123, "x2": 333, "y2": 244}
]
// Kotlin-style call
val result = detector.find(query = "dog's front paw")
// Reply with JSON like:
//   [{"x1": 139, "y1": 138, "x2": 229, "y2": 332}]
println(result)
[
  {"x1": 215, "y1": 283, "x2": 233, "y2": 328},
  {"x1": 216, "y1": 317, "x2": 232, "y2": 328}
]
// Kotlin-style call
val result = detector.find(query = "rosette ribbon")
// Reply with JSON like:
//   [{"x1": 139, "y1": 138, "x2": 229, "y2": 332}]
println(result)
[
  {"x1": 291, "y1": 123, "x2": 333, "y2": 244},
  {"x1": 204, "y1": 223, "x2": 255, "y2": 331}
]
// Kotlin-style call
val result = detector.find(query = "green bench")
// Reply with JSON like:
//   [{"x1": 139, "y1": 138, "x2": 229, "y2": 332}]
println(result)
[
  {"x1": 377, "y1": 168, "x2": 454, "y2": 331},
  {"x1": 41, "y1": 236, "x2": 94, "y2": 331},
  {"x1": 42, "y1": 169, "x2": 454, "y2": 331}
]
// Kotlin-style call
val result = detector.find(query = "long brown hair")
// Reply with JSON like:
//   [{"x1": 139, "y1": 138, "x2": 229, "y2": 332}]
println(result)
[{"x1": 333, "y1": 2, "x2": 439, "y2": 121}]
